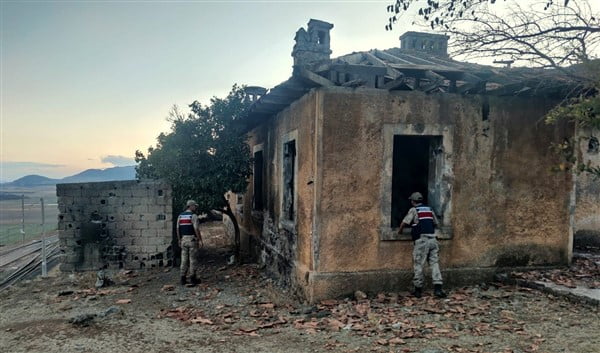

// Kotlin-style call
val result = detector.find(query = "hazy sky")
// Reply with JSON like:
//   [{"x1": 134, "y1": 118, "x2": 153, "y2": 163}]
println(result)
[
  {"x1": 1, "y1": 0, "x2": 416, "y2": 182},
  {"x1": 2, "y1": 1, "x2": 597, "y2": 182}
]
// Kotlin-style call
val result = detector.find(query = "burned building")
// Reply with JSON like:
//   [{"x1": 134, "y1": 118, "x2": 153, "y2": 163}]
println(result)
[
  {"x1": 229, "y1": 19, "x2": 591, "y2": 301},
  {"x1": 57, "y1": 180, "x2": 173, "y2": 271}
]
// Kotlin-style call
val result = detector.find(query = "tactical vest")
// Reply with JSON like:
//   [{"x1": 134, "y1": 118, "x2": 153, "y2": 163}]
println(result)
[
  {"x1": 411, "y1": 205, "x2": 435, "y2": 241},
  {"x1": 178, "y1": 211, "x2": 195, "y2": 236}
]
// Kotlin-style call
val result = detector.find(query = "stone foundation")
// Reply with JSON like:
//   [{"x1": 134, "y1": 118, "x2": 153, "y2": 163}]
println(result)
[
  {"x1": 305, "y1": 266, "x2": 560, "y2": 302},
  {"x1": 256, "y1": 215, "x2": 297, "y2": 287}
]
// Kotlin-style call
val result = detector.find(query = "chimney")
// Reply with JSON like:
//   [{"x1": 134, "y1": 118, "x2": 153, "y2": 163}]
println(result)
[
  {"x1": 291, "y1": 19, "x2": 334, "y2": 67},
  {"x1": 399, "y1": 31, "x2": 449, "y2": 57}
]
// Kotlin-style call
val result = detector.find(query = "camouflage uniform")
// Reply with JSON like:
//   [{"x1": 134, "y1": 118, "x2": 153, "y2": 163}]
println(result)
[
  {"x1": 402, "y1": 205, "x2": 443, "y2": 288},
  {"x1": 177, "y1": 203, "x2": 201, "y2": 283},
  {"x1": 180, "y1": 235, "x2": 199, "y2": 279}
]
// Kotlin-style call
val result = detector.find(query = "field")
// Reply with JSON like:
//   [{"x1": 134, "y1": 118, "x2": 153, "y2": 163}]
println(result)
[{"x1": 0, "y1": 185, "x2": 59, "y2": 247}]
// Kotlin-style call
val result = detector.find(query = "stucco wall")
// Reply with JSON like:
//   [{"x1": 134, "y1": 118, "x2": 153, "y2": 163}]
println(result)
[
  {"x1": 238, "y1": 90, "x2": 317, "y2": 291},
  {"x1": 574, "y1": 127, "x2": 600, "y2": 247},
  {"x1": 239, "y1": 86, "x2": 575, "y2": 301},
  {"x1": 315, "y1": 88, "x2": 572, "y2": 276}
]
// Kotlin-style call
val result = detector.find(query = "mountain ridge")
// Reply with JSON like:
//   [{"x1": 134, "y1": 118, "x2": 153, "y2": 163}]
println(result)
[{"x1": 4, "y1": 166, "x2": 137, "y2": 187}]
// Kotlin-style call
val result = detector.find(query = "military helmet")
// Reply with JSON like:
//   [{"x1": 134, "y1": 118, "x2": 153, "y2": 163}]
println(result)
[{"x1": 408, "y1": 192, "x2": 423, "y2": 201}]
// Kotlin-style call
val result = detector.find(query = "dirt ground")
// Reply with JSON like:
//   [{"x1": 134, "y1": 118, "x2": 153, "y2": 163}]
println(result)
[{"x1": 1, "y1": 248, "x2": 599, "y2": 353}]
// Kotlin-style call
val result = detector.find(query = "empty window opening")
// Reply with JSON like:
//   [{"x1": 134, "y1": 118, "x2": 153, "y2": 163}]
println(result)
[
  {"x1": 282, "y1": 140, "x2": 297, "y2": 221},
  {"x1": 588, "y1": 136, "x2": 599, "y2": 154},
  {"x1": 317, "y1": 31, "x2": 326, "y2": 45},
  {"x1": 253, "y1": 150, "x2": 264, "y2": 210},
  {"x1": 391, "y1": 135, "x2": 443, "y2": 228},
  {"x1": 482, "y1": 98, "x2": 490, "y2": 121}
]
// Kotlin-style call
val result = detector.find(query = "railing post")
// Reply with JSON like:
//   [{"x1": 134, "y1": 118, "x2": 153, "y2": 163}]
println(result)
[
  {"x1": 21, "y1": 194, "x2": 25, "y2": 244},
  {"x1": 40, "y1": 198, "x2": 47, "y2": 277}
]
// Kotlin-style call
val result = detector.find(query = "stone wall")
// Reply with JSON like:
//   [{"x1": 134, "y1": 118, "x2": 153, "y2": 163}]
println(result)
[
  {"x1": 228, "y1": 91, "x2": 317, "y2": 297},
  {"x1": 57, "y1": 180, "x2": 172, "y2": 271},
  {"x1": 239, "y1": 87, "x2": 575, "y2": 302},
  {"x1": 307, "y1": 88, "x2": 572, "y2": 300},
  {"x1": 574, "y1": 127, "x2": 600, "y2": 247}
]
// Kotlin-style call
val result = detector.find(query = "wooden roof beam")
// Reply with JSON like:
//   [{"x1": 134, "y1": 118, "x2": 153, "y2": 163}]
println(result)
[
  {"x1": 371, "y1": 49, "x2": 414, "y2": 65},
  {"x1": 294, "y1": 67, "x2": 335, "y2": 87},
  {"x1": 331, "y1": 64, "x2": 388, "y2": 76},
  {"x1": 383, "y1": 77, "x2": 414, "y2": 91},
  {"x1": 364, "y1": 52, "x2": 401, "y2": 79}
]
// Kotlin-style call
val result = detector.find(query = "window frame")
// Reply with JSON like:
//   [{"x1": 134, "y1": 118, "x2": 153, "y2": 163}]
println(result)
[
  {"x1": 252, "y1": 144, "x2": 264, "y2": 211},
  {"x1": 279, "y1": 130, "x2": 298, "y2": 231},
  {"x1": 380, "y1": 124, "x2": 454, "y2": 241}
]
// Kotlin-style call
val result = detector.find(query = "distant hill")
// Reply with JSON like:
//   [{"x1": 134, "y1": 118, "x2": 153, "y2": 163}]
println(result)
[
  {"x1": 7, "y1": 175, "x2": 59, "y2": 187},
  {"x1": 60, "y1": 166, "x2": 136, "y2": 184},
  {"x1": 4, "y1": 166, "x2": 136, "y2": 187}
]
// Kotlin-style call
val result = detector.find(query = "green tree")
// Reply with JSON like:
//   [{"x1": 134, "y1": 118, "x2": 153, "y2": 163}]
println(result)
[
  {"x1": 386, "y1": 0, "x2": 600, "y2": 178},
  {"x1": 135, "y1": 85, "x2": 253, "y2": 259}
]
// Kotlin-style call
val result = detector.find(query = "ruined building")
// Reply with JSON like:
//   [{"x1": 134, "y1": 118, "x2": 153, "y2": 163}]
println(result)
[
  {"x1": 58, "y1": 181, "x2": 173, "y2": 271},
  {"x1": 229, "y1": 19, "x2": 597, "y2": 301}
]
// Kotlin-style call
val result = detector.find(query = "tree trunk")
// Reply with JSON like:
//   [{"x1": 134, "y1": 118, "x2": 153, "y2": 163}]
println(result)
[{"x1": 222, "y1": 198, "x2": 241, "y2": 263}]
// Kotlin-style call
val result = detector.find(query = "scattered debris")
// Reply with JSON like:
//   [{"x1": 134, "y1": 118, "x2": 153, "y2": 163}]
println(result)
[
  {"x1": 161, "y1": 284, "x2": 175, "y2": 292},
  {"x1": 228, "y1": 255, "x2": 236, "y2": 265},
  {"x1": 98, "y1": 306, "x2": 123, "y2": 318},
  {"x1": 68, "y1": 313, "x2": 96, "y2": 327},
  {"x1": 354, "y1": 290, "x2": 367, "y2": 300},
  {"x1": 3, "y1": 247, "x2": 598, "y2": 352},
  {"x1": 95, "y1": 270, "x2": 113, "y2": 289}
]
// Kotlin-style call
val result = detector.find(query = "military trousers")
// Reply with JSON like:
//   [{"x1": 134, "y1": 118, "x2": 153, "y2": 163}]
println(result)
[
  {"x1": 412, "y1": 235, "x2": 443, "y2": 288},
  {"x1": 180, "y1": 235, "x2": 199, "y2": 278}
]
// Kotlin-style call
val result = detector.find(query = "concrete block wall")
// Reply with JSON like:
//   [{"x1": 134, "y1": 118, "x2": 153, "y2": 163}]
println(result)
[
  {"x1": 574, "y1": 128, "x2": 600, "y2": 247},
  {"x1": 57, "y1": 180, "x2": 172, "y2": 271}
]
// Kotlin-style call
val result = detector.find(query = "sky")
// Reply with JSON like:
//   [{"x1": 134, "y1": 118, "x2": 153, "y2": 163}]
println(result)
[
  {"x1": 2, "y1": 1, "x2": 597, "y2": 183},
  {"x1": 1, "y1": 0, "x2": 418, "y2": 182}
]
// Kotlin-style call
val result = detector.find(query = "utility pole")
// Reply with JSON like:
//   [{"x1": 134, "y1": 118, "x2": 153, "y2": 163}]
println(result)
[
  {"x1": 20, "y1": 194, "x2": 25, "y2": 243},
  {"x1": 40, "y1": 198, "x2": 47, "y2": 277}
]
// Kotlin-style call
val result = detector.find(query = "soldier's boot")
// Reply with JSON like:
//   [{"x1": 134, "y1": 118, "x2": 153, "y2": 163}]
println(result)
[
  {"x1": 434, "y1": 284, "x2": 447, "y2": 298},
  {"x1": 190, "y1": 276, "x2": 199, "y2": 286},
  {"x1": 412, "y1": 287, "x2": 422, "y2": 298},
  {"x1": 180, "y1": 276, "x2": 187, "y2": 285}
]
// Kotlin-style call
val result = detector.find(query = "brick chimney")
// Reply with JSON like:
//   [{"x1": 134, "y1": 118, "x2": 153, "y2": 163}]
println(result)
[
  {"x1": 399, "y1": 31, "x2": 449, "y2": 57},
  {"x1": 291, "y1": 19, "x2": 334, "y2": 66}
]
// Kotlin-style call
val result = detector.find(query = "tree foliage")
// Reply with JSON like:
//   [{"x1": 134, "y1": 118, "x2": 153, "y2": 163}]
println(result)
[
  {"x1": 135, "y1": 84, "x2": 253, "y2": 213},
  {"x1": 546, "y1": 61, "x2": 600, "y2": 178}
]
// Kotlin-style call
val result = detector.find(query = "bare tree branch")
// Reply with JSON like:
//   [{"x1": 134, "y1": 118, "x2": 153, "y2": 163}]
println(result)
[{"x1": 387, "y1": 0, "x2": 600, "y2": 73}]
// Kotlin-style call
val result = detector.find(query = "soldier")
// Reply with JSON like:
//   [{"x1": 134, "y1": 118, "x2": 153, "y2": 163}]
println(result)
[
  {"x1": 399, "y1": 192, "x2": 446, "y2": 298},
  {"x1": 177, "y1": 200, "x2": 203, "y2": 285}
]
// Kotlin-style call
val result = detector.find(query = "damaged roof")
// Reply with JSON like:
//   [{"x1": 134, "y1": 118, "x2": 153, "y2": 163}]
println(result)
[{"x1": 244, "y1": 20, "x2": 584, "y2": 129}]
